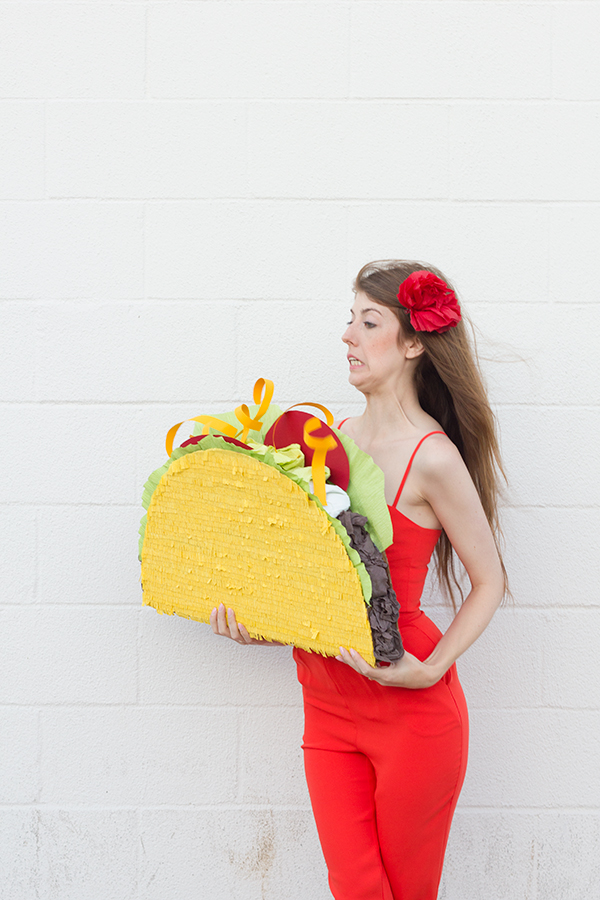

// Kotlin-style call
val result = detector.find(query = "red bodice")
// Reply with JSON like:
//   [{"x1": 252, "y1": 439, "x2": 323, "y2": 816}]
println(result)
[{"x1": 385, "y1": 505, "x2": 441, "y2": 621}]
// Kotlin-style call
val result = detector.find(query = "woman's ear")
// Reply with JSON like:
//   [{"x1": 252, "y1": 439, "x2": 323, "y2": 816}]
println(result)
[{"x1": 403, "y1": 336, "x2": 425, "y2": 359}]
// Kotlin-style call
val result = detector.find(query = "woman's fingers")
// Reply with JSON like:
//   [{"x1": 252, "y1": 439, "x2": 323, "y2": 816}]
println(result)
[
  {"x1": 336, "y1": 647, "x2": 378, "y2": 680},
  {"x1": 335, "y1": 647, "x2": 440, "y2": 689},
  {"x1": 237, "y1": 622, "x2": 254, "y2": 644},
  {"x1": 210, "y1": 603, "x2": 251, "y2": 644},
  {"x1": 217, "y1": 602, "x2": 230, "y2": 635},
  {"x1": 336, "y1": 648, "x2": 398, "y2": 685},
  {"x1": 210, "y1": 603, "x2": 231, "y2": 637},
  {"x1": 225, "y1": 607, "x2": 245, "y2": 642}
]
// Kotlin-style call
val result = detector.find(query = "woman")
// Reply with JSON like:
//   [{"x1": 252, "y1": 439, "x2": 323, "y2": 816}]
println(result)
[{"x1": 211, "y1": 259, "x2": 507, "y2": 900}]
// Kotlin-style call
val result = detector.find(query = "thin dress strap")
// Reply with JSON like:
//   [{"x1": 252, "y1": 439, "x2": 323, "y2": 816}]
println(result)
[
  {"x1": 337, "y1": 417, "x2": 350, "y2": 428},
  {"x1": 392, "y1": 431, "x2": 445, "y2": 509}
]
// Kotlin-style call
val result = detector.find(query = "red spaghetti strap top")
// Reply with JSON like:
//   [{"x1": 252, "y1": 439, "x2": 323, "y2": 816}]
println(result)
[
  {"x1": 387, "y1": 431, "x2": 445, "y2": 617},
  {"x1": 391, "y1": 431, "x2": 445, "y2": 508},
  {"x1": 336, "y1": 423, "x2": 444, "y2": 615}
]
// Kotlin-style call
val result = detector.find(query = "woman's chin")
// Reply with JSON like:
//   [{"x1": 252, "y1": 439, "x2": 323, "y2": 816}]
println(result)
[
  {"x1": 348, "y1": 365, "x2": 366, "y2": 380},
  {"x1": 348, "y1": 368, "x2": 369, "y2": 391}
]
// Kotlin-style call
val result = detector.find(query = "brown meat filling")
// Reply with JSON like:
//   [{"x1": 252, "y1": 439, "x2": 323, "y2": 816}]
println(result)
[{"x1": 337, "y1": 510, "x2": 404, "y2": 663}]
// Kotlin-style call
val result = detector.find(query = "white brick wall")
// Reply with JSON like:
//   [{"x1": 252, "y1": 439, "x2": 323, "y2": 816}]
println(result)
[{"x1": 1, "y1": 2, "x2": 598, "y2": 898}]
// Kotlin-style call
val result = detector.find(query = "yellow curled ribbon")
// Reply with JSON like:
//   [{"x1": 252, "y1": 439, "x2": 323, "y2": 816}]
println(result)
[
  {"x1": 235, "y1": 378, "x2": 275, "y2": 442},
  {"x1": 304, "y1": 417, "x2": 338, "y2": 506},
  {"x1": 165, "y1": 378, "x2": 275, "y2": 456},
  {"x1": 165, "y1": 415, "x2": 238, "y2": 457},
  {"x1": 283, "y1": 401, "x2": 334, "y2": 427}
]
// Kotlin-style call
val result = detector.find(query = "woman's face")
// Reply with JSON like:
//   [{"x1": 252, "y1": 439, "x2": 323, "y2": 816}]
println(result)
[{"x1": 342, "y1": 292, "x2": 411, "y2": 391}]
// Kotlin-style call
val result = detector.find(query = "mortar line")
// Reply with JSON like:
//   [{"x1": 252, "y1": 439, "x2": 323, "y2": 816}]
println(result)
[
  {"x1": 5, "y1": 702, "x2": 598, "y2": 712},
  {"x1": 2, "y1": 802, "x2": 598, "y2": 814},
  {"x1": 19, "y1": 96, "x2": 600, "y2": 105},
  {"x1": 2, "y1": 501, "x2": 599, "y2": 510},
  {"x1": 4, "y1": 601, "x2": 599, "y2": 610},
  {"x1": 2, "y1": 400, "x2": 599, "y2": 409},
  {"x1": 3, "y1": 197, "x2": 600, "y2": 205}
]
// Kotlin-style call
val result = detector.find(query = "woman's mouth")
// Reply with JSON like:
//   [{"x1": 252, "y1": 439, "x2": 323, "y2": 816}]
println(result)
[{"x1": 348, "y1": 357, "x2": 364, "y2": 368}]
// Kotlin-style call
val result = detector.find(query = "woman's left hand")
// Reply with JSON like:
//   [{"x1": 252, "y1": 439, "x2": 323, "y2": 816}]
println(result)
[{"x1": 335, "y1": 647, "x2": 445, "y2": 689}]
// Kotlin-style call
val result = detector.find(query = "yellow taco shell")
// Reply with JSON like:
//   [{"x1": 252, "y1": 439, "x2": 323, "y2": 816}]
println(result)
[{"x1": 141, "y1": 447, "x2": 375, "y2": 665}]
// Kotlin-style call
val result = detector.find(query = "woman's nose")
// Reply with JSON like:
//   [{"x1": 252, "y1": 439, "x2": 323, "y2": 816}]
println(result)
[{"x1": 342, "y1": 323, "x2": 355, "y2": 345}]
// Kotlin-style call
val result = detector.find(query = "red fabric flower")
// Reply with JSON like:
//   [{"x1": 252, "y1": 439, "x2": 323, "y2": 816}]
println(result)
[{"x1": 396, "y1": 271, "x2": 461, "y2": 333}]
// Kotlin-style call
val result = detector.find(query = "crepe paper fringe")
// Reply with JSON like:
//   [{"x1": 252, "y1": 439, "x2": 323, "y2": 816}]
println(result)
[
  {"x1": 141, "y1": 448, "x2": 375, "y2": 666},
  {"x1": 187, "y1": 402, "x2": 392, "y2": 552},
  {"x1": 163, "y1": 399, "x2": 392, "y2": 552},
  {"x1": 337, "y1": 511, "x2": 404, "y2": 663},
  {"x1": 139, "y1": 433, "x2": 372, "y2": 605}
]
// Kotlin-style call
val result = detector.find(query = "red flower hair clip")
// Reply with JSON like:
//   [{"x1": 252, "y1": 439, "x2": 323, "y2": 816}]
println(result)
[{"x1": 396, "y1": 271, "x2": 461, "y2": 333}]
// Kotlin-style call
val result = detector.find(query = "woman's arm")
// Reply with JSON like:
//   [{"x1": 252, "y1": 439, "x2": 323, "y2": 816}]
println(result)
[
  {"x1": 338, "y1": 438, "x2": 505, "y2": 688},
  {"x1": 210, "y1": 603, "x2": 284, "y2": 646}
]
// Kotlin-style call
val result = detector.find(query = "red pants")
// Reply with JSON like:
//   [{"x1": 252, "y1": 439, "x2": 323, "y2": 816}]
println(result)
[{"x1": 294, "y1": 612, "x2": 468, "y2": 900}]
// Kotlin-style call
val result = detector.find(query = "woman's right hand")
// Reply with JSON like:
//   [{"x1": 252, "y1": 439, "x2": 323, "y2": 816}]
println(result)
[{"x1": 210, "y1": 603, "x2": 283, "y2": 646}]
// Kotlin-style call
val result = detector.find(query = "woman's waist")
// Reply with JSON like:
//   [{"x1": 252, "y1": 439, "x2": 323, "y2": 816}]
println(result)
[
  {"x1": 388, "y1": 564, "x2": 430, "y2": 614},
  {"x1": 294, "y1": 612, "x2": 448, "y2": 704},
  {"x1": 397, "y1": 606, "x2": 425, "y2": 625},
  {"x1": 398, "y1": 608, "x2": 443, "y2": 648}
]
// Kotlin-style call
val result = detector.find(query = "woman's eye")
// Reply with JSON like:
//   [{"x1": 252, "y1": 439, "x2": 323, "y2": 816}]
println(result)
[{"x1": 345, "y1": 319, "x2": 374, "y2": 328}]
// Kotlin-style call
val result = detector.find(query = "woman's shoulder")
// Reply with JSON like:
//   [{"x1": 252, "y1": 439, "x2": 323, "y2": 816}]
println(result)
[{"x1": 412, "y1": 430, "x2": 466, "y2": 483}]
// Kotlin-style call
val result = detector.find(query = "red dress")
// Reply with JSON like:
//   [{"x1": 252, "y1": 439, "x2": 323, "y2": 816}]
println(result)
[{"x1": 293, "y1": 433, "x2": 469, "y2": 900}]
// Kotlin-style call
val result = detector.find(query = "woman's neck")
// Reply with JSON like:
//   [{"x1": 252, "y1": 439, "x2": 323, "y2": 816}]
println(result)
[{"x1": 354, "y1": 382, "x2": 425, "y2": 446}]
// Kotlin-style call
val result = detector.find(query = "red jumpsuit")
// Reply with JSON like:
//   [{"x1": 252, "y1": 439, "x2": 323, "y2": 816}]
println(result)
[{"x1": 293, "y1": 433, "x2": 469, "y2": 900}]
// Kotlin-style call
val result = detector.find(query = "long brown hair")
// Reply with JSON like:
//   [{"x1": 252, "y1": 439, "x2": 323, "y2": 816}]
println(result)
[{"x1": 354, "y1": 259, "x2": 509, "y2": 606}]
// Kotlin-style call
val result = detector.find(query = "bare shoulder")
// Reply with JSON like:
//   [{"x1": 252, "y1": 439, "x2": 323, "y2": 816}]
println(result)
[{"x1": 414, "y1": 432, "x2": 468, "y2": 483}]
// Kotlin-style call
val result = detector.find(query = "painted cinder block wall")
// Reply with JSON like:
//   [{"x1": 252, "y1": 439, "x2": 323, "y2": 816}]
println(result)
[{"x1": 1, "y1": 2, "x2": 599, "y2": 897}]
